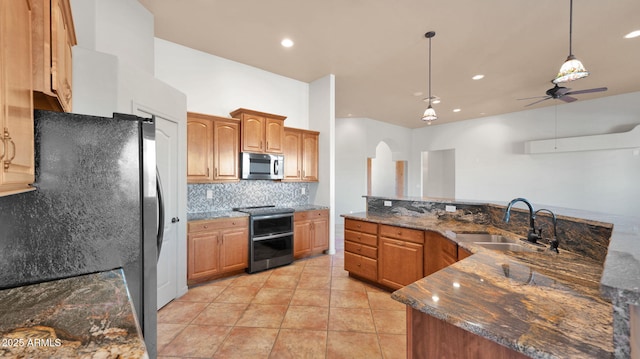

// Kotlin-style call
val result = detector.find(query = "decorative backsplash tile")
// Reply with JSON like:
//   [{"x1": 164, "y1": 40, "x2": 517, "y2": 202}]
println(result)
[{"x1": 188, "y1": 181, "x2": 312, "y2": 213}]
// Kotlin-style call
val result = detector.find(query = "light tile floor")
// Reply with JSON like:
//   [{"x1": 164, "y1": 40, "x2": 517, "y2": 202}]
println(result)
[{"x1": 157, "y1": 238, "x2": 406, "y2": 358}]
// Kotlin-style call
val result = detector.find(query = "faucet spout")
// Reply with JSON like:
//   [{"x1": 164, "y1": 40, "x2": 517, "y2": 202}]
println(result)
[
  {"x1": 504, "y1": 197, "x2": 541, "y2": 244},
  {"x1": 535, "y1": 208, "x2": 559, "y2": 253}
]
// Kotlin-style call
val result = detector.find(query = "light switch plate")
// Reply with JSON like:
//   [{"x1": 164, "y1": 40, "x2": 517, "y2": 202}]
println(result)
[
  {"x1": 445, "y1": 205, "x2": 457, "y2": 212},
  {"x1": 384, "y1": 201, "x2": 392, "y2": 207},
  {"x1": 206, "y1": 190, "x2": 214, "y2": 199}
]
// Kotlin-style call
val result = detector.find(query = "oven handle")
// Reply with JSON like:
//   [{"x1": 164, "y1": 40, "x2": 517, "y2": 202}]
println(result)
[
  {"x1": 252, "y1": 213, "x2": 294, "y2": 221},
  {"x1": 252, "y1": 232, "x2": 294, "y2": 241}
]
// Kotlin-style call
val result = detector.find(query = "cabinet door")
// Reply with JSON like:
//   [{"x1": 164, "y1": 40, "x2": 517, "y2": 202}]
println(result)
[
  {"x1": 301, "y1": 132, "x2": 319, "y2": 181},
  {"x1": 241, "y1": 114, "x2": 265, "y2": 152},
  {"x1": 378, "y1": 237, "x2": 424, "y2": 290},
  {"x1": 219, "y1": 228, "x2": 248, "y2": 273},
  {"x1": 50, "y1": 0, "x2": 74, "y2": 112},
  {"x1": 264, "y1": 118, "x2": 284, "y2": 153},
  {"x1": 213, "y1": 118, "x2": 239, "y2": 181},
  {"x1": 294, "y1": 220, "x2": 311, "y2": 258},
  {"x1": 187, "y1": 116, "x2": 213, "y2": 182},
  {"x1": 283, "y1": 129, "x2": 302, "y2": 181},
  {"x1": 311, "y1": 213, "x2": 329, "y2": 252},
  {"x1": 425, "y1": 231, "x2": 458, "y2": 276},
  {"x1": 0, "y1": 0, "x2": 35, "y2": 195},
  {"x1": 188, "y1": 231, "x2": 221, "y2": 280}
]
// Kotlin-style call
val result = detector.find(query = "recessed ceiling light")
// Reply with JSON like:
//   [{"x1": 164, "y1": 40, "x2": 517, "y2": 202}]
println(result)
[
  {"x1": 413, "y1": 91, "x2": 424, "y2": 97},
  {"x1": 281, "y1": 38, "x2": 294, "y2": 47},
  {"x1": 453, "y1": 109, "x2": 461, "y2": 113},
  {"x1": 472, "y1": 74, "x2": 485, "y2": 80},
  {"x1": 624, "y1": 30, "x2": 640, "y2": 39}
]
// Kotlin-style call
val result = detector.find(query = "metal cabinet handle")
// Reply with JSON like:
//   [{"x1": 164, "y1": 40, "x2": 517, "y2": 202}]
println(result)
[
  {"x1": 0, "y1": 136, "x2": 5, "y2": 161},
  {"x1": 3, "y1": 129, "x2": 15, "y2": 169},
  {"x1": 171, "y1": 217, "x2": 180, "y2": 223}
]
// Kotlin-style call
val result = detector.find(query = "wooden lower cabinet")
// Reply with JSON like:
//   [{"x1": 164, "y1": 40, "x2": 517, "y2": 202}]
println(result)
[
  {"x1": 424, "y1": 230, "x2": 459, "y2": 276},
  {"x1": 344, "y1": 219, "x2": 378, "y2": 282},
  {"x1": 378, "y1": 225, "x2": 424, "y2": 290},
  {"x1": 407, "y1": 307, "x2": 529, "y2": 359},
  {"x1": 293, "y1": 209, "x2": 329, "y2": 259},
  {"x1": 187, "y1": 217, "x2": 248, "y2": 285}
]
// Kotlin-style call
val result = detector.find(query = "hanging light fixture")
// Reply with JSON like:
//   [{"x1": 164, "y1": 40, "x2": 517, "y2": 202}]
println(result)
[
  {"x1": 553, "y1": 0, "x2": 589, "y2": 84},
  {"x1": 422, "y1": 31, "x2": 437, "y2": 123}
]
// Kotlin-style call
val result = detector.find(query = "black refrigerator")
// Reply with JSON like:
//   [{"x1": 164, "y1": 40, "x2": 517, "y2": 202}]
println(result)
[{"x1": 0, "y1": 110, "x2": 162, "y2": 358}]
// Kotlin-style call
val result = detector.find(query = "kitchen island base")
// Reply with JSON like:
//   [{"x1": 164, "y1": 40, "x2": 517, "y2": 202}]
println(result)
[{"x1": 407, "y1": 307, "x2": 529, "y2": 359}]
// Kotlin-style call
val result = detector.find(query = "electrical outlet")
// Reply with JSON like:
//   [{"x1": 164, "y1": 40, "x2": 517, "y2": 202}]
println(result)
[
  {"x1": 206, "y1": 190, "x2": 214, "y2": 199},
  {"x1": 445, "y1": 205, "x2": 456, "y2": 212},
  {"x1": 301, "y1": 187, "x2": 306, "y2": 195},
  {"x1": 384, "y1": 201, "x2": 392, "y2": 207}
]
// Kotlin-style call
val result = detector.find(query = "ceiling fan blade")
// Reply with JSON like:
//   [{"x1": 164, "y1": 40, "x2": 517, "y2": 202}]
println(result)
[
  {"x1": 560, "y1": 96, "x2": 578, "y2": 103},
  {"x1": 565, "y1": 87, "x2": 608, "y2": 96},
  {"x1": 517, "y1": 95, "x2": 548, "y2": 101},
  {"x1": 525, "y1": 96, "x2": 552, "y2": 107}
]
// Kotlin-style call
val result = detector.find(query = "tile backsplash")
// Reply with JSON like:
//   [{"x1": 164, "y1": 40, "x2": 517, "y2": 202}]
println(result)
[{"x1": 188, "y1": 181, "x2": 312, "y2": 213}]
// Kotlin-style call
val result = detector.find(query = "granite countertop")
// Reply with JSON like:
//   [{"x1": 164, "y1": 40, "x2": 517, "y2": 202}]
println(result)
[
  {"x1": 187, "y1": 205, "x2": 329, "y2": 222},
  {"x1": 343, "y1": 212, "x2": 613, "y2": 358},
  {"x1": 0, "y1": 269, "x2": 148, "y2": 358}
]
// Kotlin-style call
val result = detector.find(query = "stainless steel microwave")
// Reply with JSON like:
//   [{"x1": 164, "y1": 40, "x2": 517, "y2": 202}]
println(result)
[{"x1": 241, "y1": 152, "x2": 284, "y2": 180}]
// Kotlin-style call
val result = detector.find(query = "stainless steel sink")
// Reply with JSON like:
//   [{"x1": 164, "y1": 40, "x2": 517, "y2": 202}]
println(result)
[
  {"x1": 454, "y1": 233, "x2": 513, "y2": 243},
  {"x1": 454, "y1": 232, "x2": 534, "y2": 252},
  {"x1": 472, "y1": 242, "x2": 533, "y2": 252}
]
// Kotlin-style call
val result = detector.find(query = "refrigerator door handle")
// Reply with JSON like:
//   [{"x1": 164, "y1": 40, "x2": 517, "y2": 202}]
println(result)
[{"x1": 156, "y1": 168, "x2": 165, "y2": 260}]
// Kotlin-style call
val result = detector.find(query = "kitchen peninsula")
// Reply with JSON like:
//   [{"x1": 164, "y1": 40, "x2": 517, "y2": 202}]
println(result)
[{"x1": 342, "y1": 196, "x2": 638, "y2": 358}]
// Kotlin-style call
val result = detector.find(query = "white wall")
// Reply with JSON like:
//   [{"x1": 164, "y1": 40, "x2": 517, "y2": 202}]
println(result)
[
  {"x1": 371, "y1": 142, "x2": 396, "y2": 197},
  {"x1": 335, "y1": 117, "x2": 413, "y2": 224},
  {"x1": 408, "y1": 91, "x2": 640, "y2": 217},
  {"x1": 309, "y1": 75, "x2": 336, "y2": 253},
  {"x1": 154, "y1": 38, "x2": 309, "y2": 127}
]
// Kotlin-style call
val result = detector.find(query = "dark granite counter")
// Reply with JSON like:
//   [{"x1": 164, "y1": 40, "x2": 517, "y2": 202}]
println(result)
[
  {"x1": 343, "y1": 211, "x2": 614, "y2": 358},
  {"x1": 187, "y1": 210, "x2": 248, "y2": 222},
  {"x1": 187, "y1": 205, "x2": 329, "y2": 222},
  {"x1": 0, "y1": 269, "x2": 148, "y2": 358}
]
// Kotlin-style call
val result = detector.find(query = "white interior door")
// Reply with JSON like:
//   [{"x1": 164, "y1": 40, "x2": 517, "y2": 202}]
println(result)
[
  {"x1": 136, "y1": 105, "x2": 181, "y2": 309},
  {"x1": 155, "y1": 115, "x2": 179, "y2": 308}
]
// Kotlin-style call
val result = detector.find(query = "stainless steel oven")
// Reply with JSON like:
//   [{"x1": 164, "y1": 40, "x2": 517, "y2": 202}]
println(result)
[{"x1": 234, "y1": 206, "x2": 294, "y2": 273}]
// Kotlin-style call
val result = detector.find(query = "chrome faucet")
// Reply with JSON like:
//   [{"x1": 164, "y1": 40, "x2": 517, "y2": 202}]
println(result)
[
  {"x1": 503, "y1": 198, "x2": 541, "y2": 244},
  {"x1": 535, "y1": 208, "x2": 559, "y2": 253}
]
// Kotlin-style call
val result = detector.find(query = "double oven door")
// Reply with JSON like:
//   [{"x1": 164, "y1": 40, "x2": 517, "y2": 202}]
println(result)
[{"x1": 248, "y1": 212, "x2": 294, "y2": 273}]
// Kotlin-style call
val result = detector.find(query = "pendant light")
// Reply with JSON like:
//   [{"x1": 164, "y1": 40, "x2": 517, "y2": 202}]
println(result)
[
  {"x1": 422, "y1": 31, "x2": 437, "y2": 123},
  {"x1": 553, "y1": 0, "x2": 589, "y2": 84}
]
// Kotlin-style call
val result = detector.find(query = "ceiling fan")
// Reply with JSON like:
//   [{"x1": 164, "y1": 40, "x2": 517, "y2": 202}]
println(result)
[{"x1": 519, "y1": 84, "x2": 608, "y2": 107}]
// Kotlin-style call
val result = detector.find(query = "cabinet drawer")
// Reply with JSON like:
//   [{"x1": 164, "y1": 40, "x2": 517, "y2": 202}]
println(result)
[
  {"x1": 380, "y1": 225, "x2": 424, "y2": 244},
  {"x1": 188, "y1": 217, "x2": 248, "y2": 233},
  {"x1": 295, "y1": 209, "x2": 329, "y2": 221},
  {"x1": 345, "y1": 229, "x2": 377, "y2": 247},
  {"x1": 345, "y1": 241, "x2": 377, "y2": 259},
  {"x1": 344, "y1": 252, "x2": 377, "y2": 281},
  {"x1": 345, "y1": 219, "x2": 378, "y2": 235}
]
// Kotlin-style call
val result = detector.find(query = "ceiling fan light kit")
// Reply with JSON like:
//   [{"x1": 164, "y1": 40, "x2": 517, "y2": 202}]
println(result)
[
  {"x1": 553, "y1": 0, "x2": 589, "y2": 84},
  {"x1": 422, "y1": 31, "x2": 438, "y2": 124},
  {"x1": 554, "y1": 55, "x2": 589, "y2": 84}
]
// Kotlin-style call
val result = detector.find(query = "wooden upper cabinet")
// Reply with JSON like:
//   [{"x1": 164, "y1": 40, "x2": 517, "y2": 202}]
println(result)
[
  {"x1": 283, "y1": 129, "x2": 302, "y2": 181},
  {"x1": 283, "y1": 127, "x2": 319, "y2": 182},
  {"x1": 301, "y1": 131, "x2": 319, "y2": 181},
  {"x1": 187, "y1": 114, "x2": 214, "y2": 182},
  {"x1": 0, "y1": 0, "x2": 36, "y2": 197},
  {"x1": 230, "y1": 108, "x2": 286, "y2": 154},
  {"x1": 32, "y1": 0, "x2": 76, "y2": 112},
  {"x1": 187, "y1": 112, "x2": 240, "y2": 183},
  {"x1": 213, "y1": 118, "x2": 240, "y2": 181}
]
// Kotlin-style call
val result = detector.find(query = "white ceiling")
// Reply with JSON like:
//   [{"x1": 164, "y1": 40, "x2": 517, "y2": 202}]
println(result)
[{"x1": 138, "y1": 0, "x2": 640, "y2": 129}]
